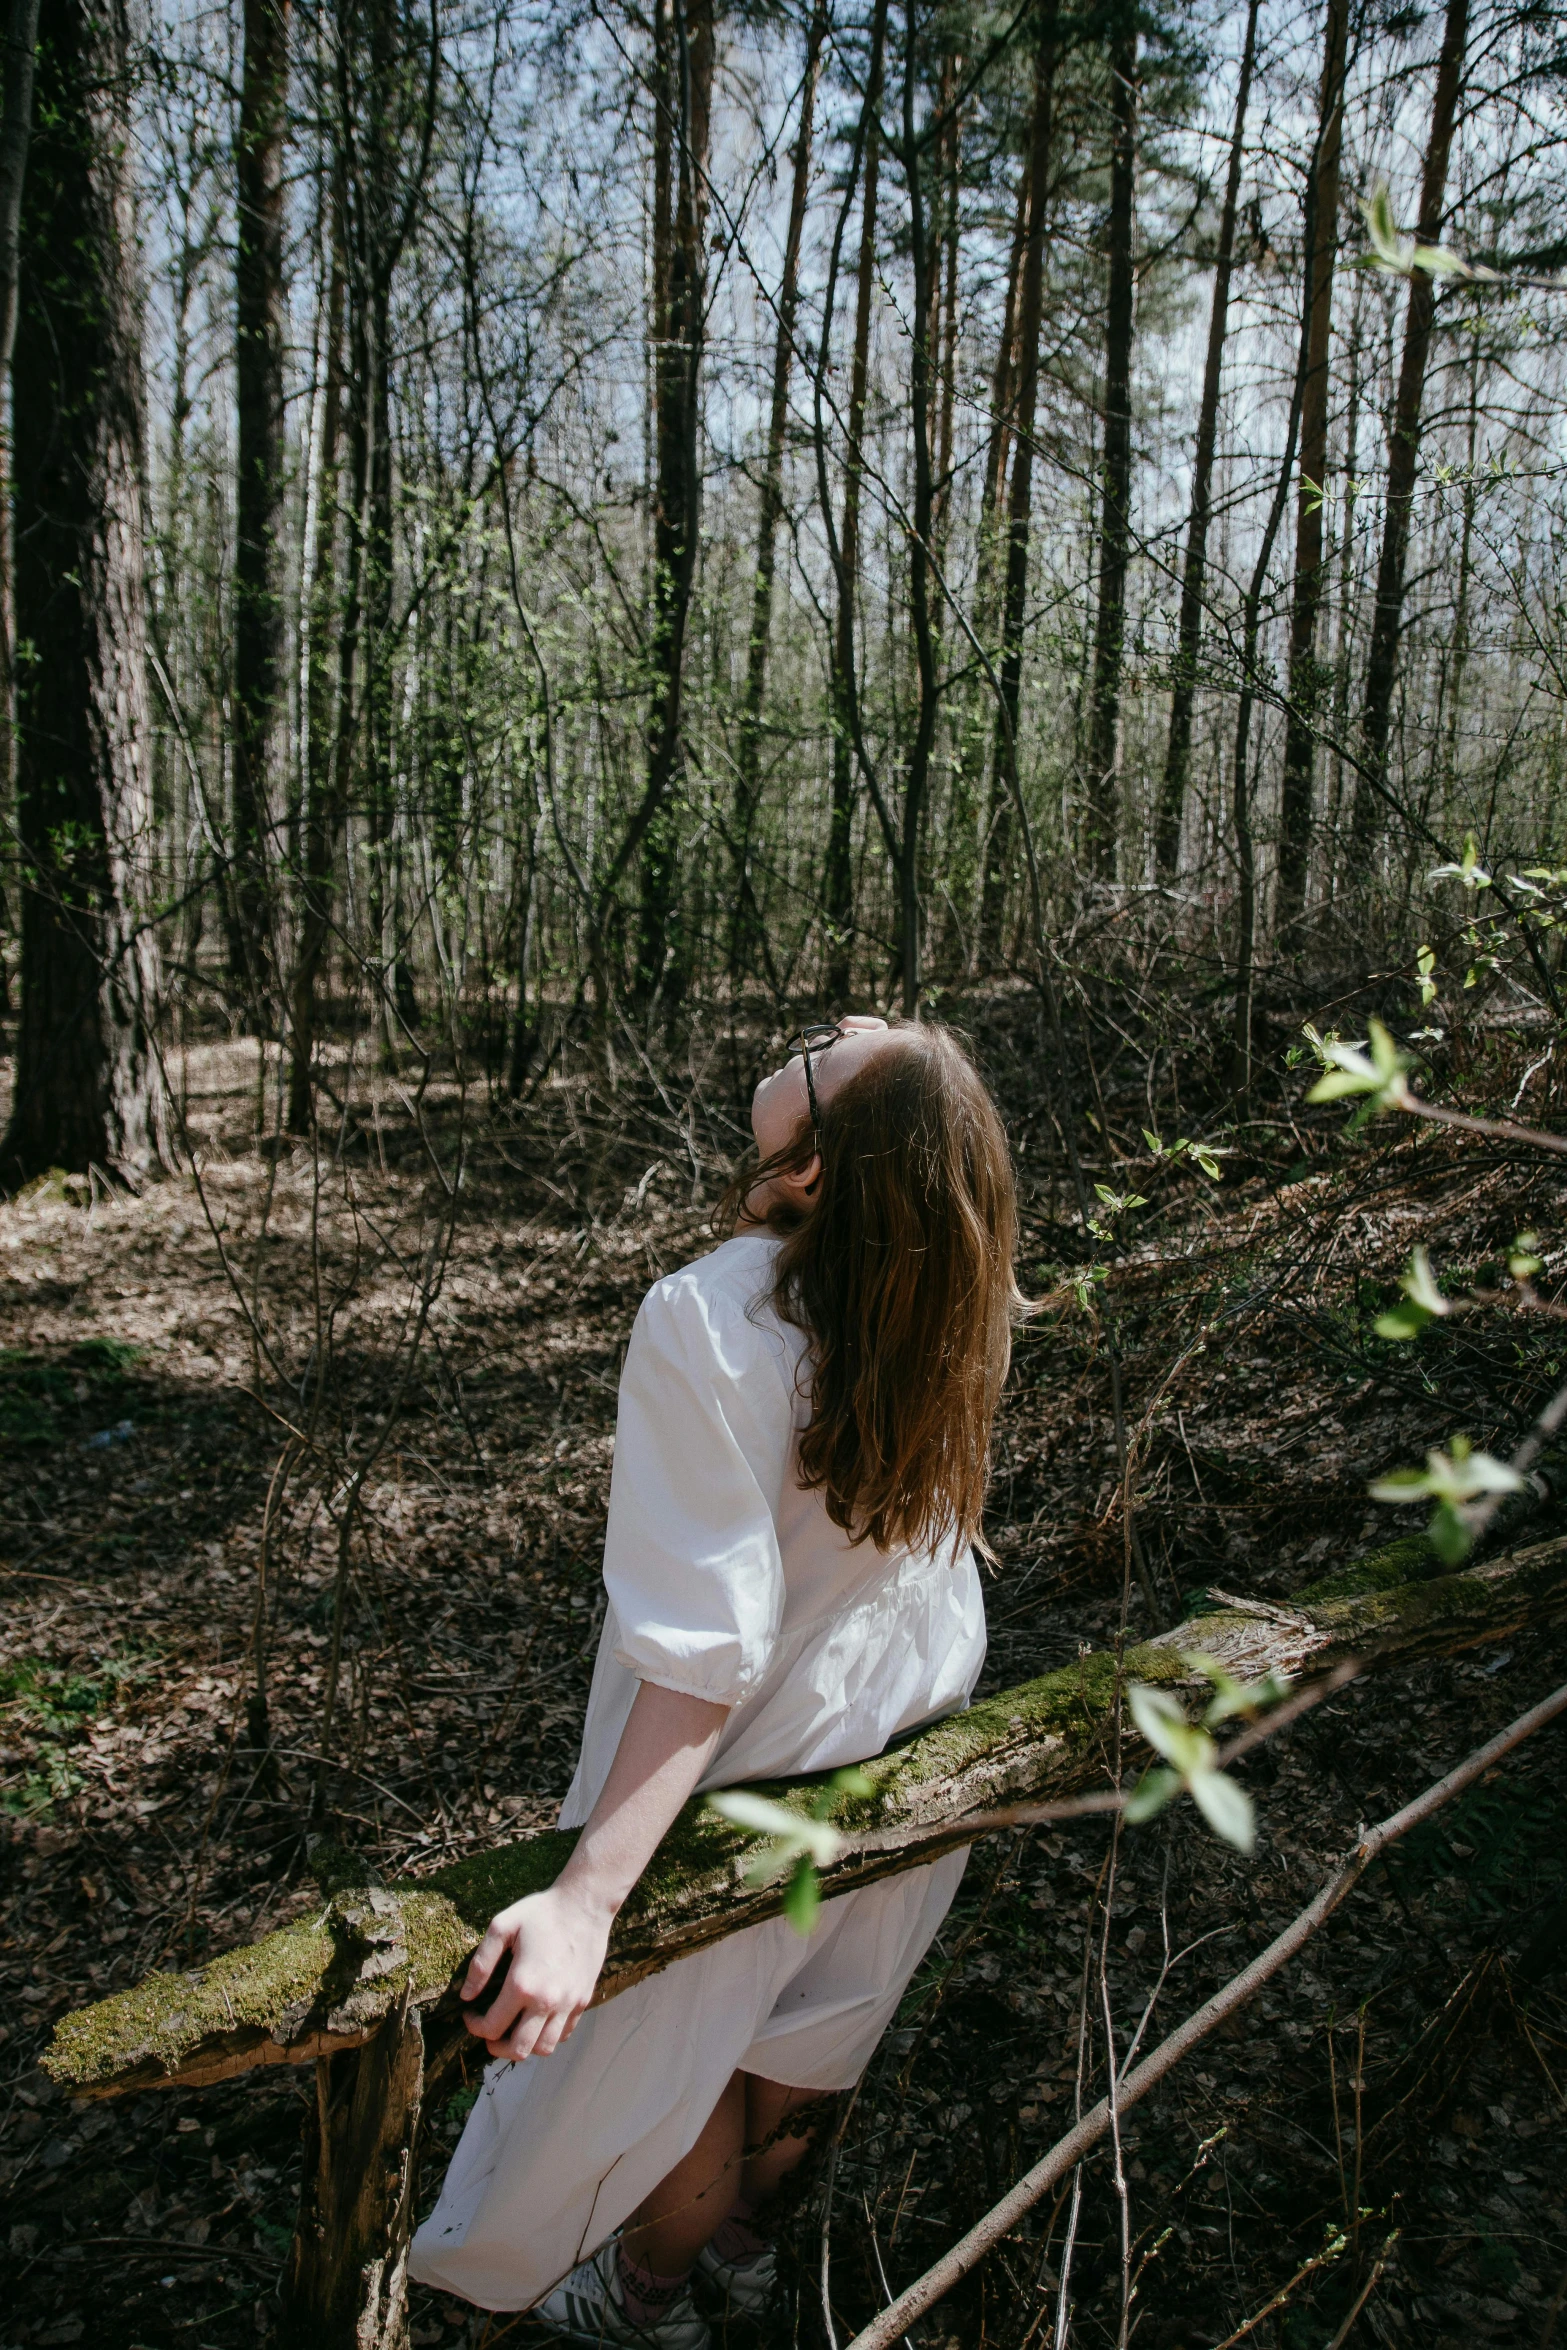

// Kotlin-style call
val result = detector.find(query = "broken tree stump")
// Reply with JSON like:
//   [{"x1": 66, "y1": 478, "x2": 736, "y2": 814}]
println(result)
[
  {"x1": 278, "y1": 1987, "x2": 426, "y2": 2350},
  {"x1": 41, "y1": 1527, "x2": 1567, "y2": 2349}
]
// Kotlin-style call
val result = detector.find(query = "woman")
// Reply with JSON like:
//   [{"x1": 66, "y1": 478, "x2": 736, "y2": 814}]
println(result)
[{"x1": 409, "y1": 1016, "x2": 1023, "y2": 2344}]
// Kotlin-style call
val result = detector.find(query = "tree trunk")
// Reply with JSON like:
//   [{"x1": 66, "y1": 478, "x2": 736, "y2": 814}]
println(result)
[
  {"x1": 230, "y1": 0, "x2": 291, "y2": 1027},
  {"x1": 979, "y1": 0, "x2": 1058, "y2": 967},
  {"x1": 287, "y1": 170, "x2": 348, "y2": 1136},
  {"x1": 823, "y1": 0, "x2": 889, "y2": 1005},
  {"x1": 278, "y1": 1989, "x2": 425, "y2": 2350},
  {"x1": 896, "y1": 0, "x2": 944, "y2": 1018},
  {"x1": 1083, "y1": 11, "x2": 1138, "y2": 878},
  {"x1": 957, "y1": 158, "x2": 1029, "y2": 968},
  {"x1": 1230, "y1": 282, "x2": 1310, "y2": 1094},
  {"x1": 730, "y1": 0, "x2": 825, "y2": 989},
  {"x1": 980, "y1": 163, "x2": 1030, "y2": 567},
  {"x1": 634, "y1": 0, "x2": 715, "y2": 1008},
  {"x1": 2, "y1": 0, "x2": 167, "y2": 1183},
  {"x1": 1275, "y1": 0, "x2": 1350, "y2": 927},
  {"x1": 0, "y1": 0, "x2": 40, "y2": 1024},
  {"x1": 1153, "y1": 0, "x2": 1257, "y2": 881},
  {"x1": 1352, "y1": 0, "x2": 1469, "y2": 850}
]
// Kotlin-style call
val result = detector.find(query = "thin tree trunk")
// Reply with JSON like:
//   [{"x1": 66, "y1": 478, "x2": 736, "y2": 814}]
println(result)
[
  {"x1": 1153, "y1": 0, "x2": 1258, "y2": 880},
  {"x1": 1326, "y1": 259, "x2": 1366, "y2": 874},
  {"x1": 898, "y1": 0, "x2": 941, "y2": 1017},
  {"x1": 230, "y1": 0, "x2": 291, "y2": 1027},
  {"x1": 1083, "y1": 11, "x2": 1138, "y2": 877},
  {"x1": 823, "y1": 0, "x2": 889, "y2": 1003},
  {"x1": 980, "y1": 162, "x2": 1030, "y2": 569},
  {"x1": 1231, "y1": 302, "x2": 1311, "y2": 1095},
  {"x1": 0, "y1": 0, "x2": 40, "y2": 1023},
  {"x1": 1275, "y1": 0, "x2": 1350, "y2": 927},
  {"x1": 1440, "y1": 342, "x2": 1480, "y2": 833},
  {"x1": 287, "y1": 177, "x2": 347, "y2": 1136},
  {"x1": 635, "y1": 0, "x2": 715, "y2": 1007},
  {"x1": 979, "y1": 0, "x2": 1058, "y2": 966},
  {"x1": 1352, "y1": 0, "x2": 1469, "y2": 848},
  {"x1": 933, "y1": 55, "x2": 962, "y2": 559},
  {"x1": 2, "y1": 0, "x2": 166, "y2": 1182},
  {"x1": 730, "y1": 0, "x2": 825, "y2": 988},
  {"x1": 954, "y1": 158, "x2": 1028, "y2": 967}
]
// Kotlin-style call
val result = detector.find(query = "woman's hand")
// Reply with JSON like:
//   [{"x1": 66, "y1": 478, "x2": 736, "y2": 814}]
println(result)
[
  {"x1": 461, "y1": 1682, "x2": 729, "y2": 2063},
  {"x1": 460, "y1": 1884, "x2": 612, "y2": 2061}
]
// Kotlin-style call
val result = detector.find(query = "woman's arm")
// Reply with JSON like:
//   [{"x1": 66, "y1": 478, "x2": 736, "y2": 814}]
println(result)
[{"x1": 461, "y1": 1680, "x2": 730, "y2": 2061}]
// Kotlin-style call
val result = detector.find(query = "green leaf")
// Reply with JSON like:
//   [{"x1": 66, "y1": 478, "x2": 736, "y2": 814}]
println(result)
[
  {"x1": 1123, "y1": 1766, "x2": 1179, "y2": 1823},
  {"x1": 1401, "y1": 1246, "x2": 1449, "y2": 1318},
  {"x1": 1128, "y1": 1682, "x2": 1212, "y2": 1778},
  {"x1": 1376, "y1": 1246, "x2": 1450, "y2": 1339},
  {"x1": 781, "y1": 1855, "x2": 822, "y2": 1936},
  {"x1": 1368, "y1": 1466, "x2": 1434, "y2": 1500},
  {"x1": 1304, "y1": 1020, "x2": 1412, "y2": 1113},
  {"x1": 1307, "y1": 1067, "x2": 1383, "y2": 1102},
  {"x1": 1362, "y1": 182, "x2": 1415, "y2": 275},
  {"x1": 709, "y1": 1788, "x2": 813, "y2": 1841},
  {"x1": 1184, "y1": 1655, "x2": 1290, "y2": 1726},
  {"x1": 1428, "y1": 1498, "x2": 1473, "y2": 1567},
  {"x1": 1375, "y1": 1301, "x2": 1432, "y2": 1341},
  {"x1": 811, "y1": 1764, "x2": 875, "y2": 1820},
  {"x1": 1369, "y1": 1441, "x2": 1522, "y2": 1512},
  {"x1": 1189, "y1": 1769, "x2": 1256, "y2": 1855}
]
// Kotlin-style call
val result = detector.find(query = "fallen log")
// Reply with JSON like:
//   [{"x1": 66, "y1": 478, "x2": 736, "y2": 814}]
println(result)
[
  {"x1": 40, "y1": 1527, "x2": 1567, "y2": 2348},
  {"x1": 46, "y1": 1530, "x2": 1567, "y2": 2102}
]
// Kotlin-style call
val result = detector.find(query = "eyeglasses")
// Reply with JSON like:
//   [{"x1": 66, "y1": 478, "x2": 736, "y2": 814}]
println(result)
[{"x1": 784, "y1": 1022, "x2": 848, "y2": 1145}]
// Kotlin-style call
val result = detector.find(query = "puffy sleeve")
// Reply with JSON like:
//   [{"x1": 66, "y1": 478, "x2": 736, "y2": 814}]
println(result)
[{"x1": 601, "y1": 1272, "x2": 795, "y2": 1706}]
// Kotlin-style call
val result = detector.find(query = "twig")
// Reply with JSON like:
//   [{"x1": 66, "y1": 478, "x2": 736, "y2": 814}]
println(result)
[
  {"x1": 820, "y1": 2139, "x2": 840, "y2": 2350},
  {"x1": 1399, "y1": 1093, "x2": 1567, "y2": 1157},
  {"x1": 1204, "y1": 2229, "x2": 1348, "y2": 2350},
  {"x1": 837, "y1": 1659, "x2": 1365, "y2": 1864},
  {"x1": 841, "y1": 1677, "x2": 1567, "y2": 2350},
  {"x1": 1324, "y1": 2227, "x2": 1399, "y2": 2350}
]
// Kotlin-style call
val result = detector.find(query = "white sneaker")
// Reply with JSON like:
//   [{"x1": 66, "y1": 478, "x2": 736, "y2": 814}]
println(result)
[
  {"x1": 695, "y1": 2237, "x2": 777, "y2": 2317},
  {"x1": 536, "y1": 2239, "x2": 712, "y2": 2350}
]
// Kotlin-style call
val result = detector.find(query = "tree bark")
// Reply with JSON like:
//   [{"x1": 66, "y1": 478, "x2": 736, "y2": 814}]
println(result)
[
  {"x1": 979, "y1": 0, "x2": 1057, "y2": 967},
  {"x1": 730, "y1": 0, "x2": 825, "y2": 989},
  {"x1": 1352, "y1": 0, "x2": 1469, "y2": 850},
  {"x1": 0, "y1": 0, "x2": 40, "y2": 1021},
  {"x1": 2, "y1": 0, "x2": 167, "y2": 1182},
  {"x1": 1153, "y1": 0, "x2": 1257, "y2": 881},
  {"x1": 1083, "y1": 10, "x2": 1138, "y2": 877},
  {"x1": 895, "y1": 0, "x2": 943, "y2": 1018},
  {"x1": 823, "y1": 0, "x2": 889, "y2": 1005},
  {"x1": 287, "y1": 166, "x2": 348, "y2": 1136},
  {"x1": 1275, "y1": 0, "x2": 1350, "y2": 927},
  {"x1": 278, "y1": 1989, "x2": 425, "y2": 2350},
  {"x1": 634, "y1": 0, "x2": 715, "y2": 1008},
  {"x1": 230, "y1": 0, "x2": 291, "y2": 1026},
  {"x1": 46, "y1": 1525, "x2": 1567, "y2": 2104}
]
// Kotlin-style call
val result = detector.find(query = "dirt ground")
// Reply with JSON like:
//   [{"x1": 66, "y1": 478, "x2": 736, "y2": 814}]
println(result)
[{"x1": 2, "y1": 1013, "x2": 1564, "y2": 2350}]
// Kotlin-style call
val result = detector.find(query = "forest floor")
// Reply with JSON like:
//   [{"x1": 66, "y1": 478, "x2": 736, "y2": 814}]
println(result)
[{"x1": 1, "y1": 998, "x2": 1565, "y2": 2350}]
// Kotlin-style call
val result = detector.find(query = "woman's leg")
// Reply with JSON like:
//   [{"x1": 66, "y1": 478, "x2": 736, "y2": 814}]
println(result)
[
  {"x1": 622, "y1": 2071, "x2": 747, "y2": 2277},
  {"x1": 617, "y1": 2069, "x2": 825, "y2": 2306},
  {"x1": 742, "y1": 2074, "x2": 825, "y2": 2207}
]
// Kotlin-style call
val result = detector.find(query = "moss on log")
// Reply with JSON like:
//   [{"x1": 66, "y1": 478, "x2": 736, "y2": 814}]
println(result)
[{"x1": 45, "y1": 1529, "x2": 1567, "y2": 2099}]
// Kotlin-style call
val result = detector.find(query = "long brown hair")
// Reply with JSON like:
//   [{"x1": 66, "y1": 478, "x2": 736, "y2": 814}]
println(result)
[{"x1": 740, "y1": 1022, "x2": 1025, "y2": 1556}]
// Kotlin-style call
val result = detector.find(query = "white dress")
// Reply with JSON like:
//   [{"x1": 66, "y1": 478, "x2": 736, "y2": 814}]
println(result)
[{"x1": 409, "y1": 1230, "x2": 987, "y2": 2311}]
